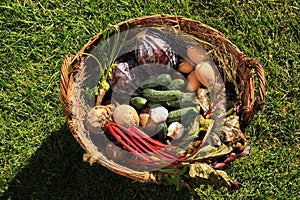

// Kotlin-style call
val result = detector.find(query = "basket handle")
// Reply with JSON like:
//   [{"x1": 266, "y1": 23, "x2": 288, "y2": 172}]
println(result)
[
  {"x1": 242, "y1": 58, "x2": 266, "y2": 125},
  {"x1": 60, "y1": 54, "x2": 76, "y2": 117}
]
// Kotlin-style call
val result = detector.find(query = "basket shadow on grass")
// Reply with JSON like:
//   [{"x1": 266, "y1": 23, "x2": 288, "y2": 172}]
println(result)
[{"x1": 2, "y1": 125, "x2": 191, "y2": 200}]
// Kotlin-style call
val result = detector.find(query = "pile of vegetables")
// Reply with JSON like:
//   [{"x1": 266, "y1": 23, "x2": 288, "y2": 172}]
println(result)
[{"x1": 85, "y1": 28, "x2": 250, "y2": 194}]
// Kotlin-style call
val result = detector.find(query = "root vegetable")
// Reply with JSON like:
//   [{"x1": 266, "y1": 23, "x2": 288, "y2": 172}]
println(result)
[
  {"x1": 186, "y1": 70, "x2": 201, "y2": 92},
  {"x1": 178, "y1": 59, "x2": 194, "y2": 73},
  {"x1": 85, "y1": 105, "x2": 113, "y2": 134},
  {"x1": 195, "y1": 62, "x2": 216, "y2": 88},
  {"x1": 139, "y1": 113, "x2": 151, "y2": 127},
  {"x1": 187, "y1": 46, "x2": 210, "y2": 64},
  {"x1": 113, "y1": 105, "x2": 139, "y2": 127}
]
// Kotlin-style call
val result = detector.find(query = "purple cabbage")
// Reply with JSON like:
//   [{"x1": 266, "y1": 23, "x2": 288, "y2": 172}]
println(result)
[{"x1": 136, "y1": 29, "x2": 177, "y2": 73}]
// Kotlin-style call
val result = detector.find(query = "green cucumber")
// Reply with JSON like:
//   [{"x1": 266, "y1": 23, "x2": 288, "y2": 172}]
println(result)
[
  {"x1": 167, "y1": 93, "x2": 196, "y2": 108},
  {"x1": 167, "y1": 107, "x2": 199, "y2": 124},
  {"x1": 141, "y1": 76, "x2": 161, "y2": 89},
  {"x1": 141, "y1": 74, "x2": 172, "y2": 89},
  {"x1": 168, "y1": 79, "x2": 186, "y2": 90},
  {"x1": 147, "y1": 101, "x2": 168, "y2": 108},
  {"x1": 156, "y1": 74, "x2": 172, "y2": 86},
  {"x1": 130, "y1": 97, "x2": 147, "y2": 109},
  {"x1": 142, "y1": 88, "x2": 182, "y2": 101}
]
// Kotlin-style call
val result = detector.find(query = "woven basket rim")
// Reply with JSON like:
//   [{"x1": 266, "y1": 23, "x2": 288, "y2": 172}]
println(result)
[{"x1": 60, "y1": 14, "x2": 266, "y2": 184}]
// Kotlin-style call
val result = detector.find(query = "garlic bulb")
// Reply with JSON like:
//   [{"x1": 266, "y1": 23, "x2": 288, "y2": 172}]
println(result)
[
  {"x1": 150, "y1": 106, "x2": 168, "y2": 123},
  {"x1": 167, "y1": 122, "x2": 185, "y2": 140}
]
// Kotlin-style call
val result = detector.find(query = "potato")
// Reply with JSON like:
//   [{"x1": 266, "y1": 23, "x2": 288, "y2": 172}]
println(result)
[
  {"x1": 178, "y1": 59, "x2": 194, "y2": 73},
  {"x1": 139, "y1": 113, "x2": 151, "y2": 127},
  {"x1": 187, "y1": 46, "x2": 210, "y2": 64},
  {"x1": 195, "y1": 62, "x2": 216, "y2": 88},
  {"x1": 186, "y1": 70, "x2": 201, "y2": 92}
]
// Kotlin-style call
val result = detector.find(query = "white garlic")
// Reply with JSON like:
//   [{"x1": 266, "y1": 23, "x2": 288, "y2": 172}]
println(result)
[
  {"x1": 167, "y1": 122, "x2": 185, "y2": 140},
  {"x1": 150, "y1": 106, "x2": 168, "y2": 123}
]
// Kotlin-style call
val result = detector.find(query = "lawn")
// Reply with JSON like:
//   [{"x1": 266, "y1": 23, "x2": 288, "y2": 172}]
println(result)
[{"x1": 0, "y1": 0, "x2": 299, "y2": 199}]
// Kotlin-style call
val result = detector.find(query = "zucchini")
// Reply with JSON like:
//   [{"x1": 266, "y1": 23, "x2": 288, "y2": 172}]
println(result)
[
  {"x1": 167, "y1": 107, "x2": 199, "y2": 124},
  {"x1": 142, "y1": 88, "x2": 182, "y2": 101},
  {"x1": 130, "y1": 97, "x2": 147, "y2": 109},
  {"x1": 168, "y1": 79, "x2": 186, "y2": 90}
]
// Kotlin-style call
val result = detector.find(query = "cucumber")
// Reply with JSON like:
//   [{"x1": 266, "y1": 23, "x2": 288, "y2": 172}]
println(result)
[
  {"x1": 168, "y1": 79, "x2": 186, "y2": 90},
  {"x1": 141, "y1": 76, "x2": 161, "y2": 89},
  {"x1": 147, "y1": 101, "x2": 168, "y2": 108},
  {"x1": 167, "y1": 93, "x2": 196, "y2": 108},
  {"x1": 130, "y1": 97, "x2": 147, "y2": 109},
  {"x1": 167, "y1": 107, "x2": 199, "y2": 124},
  {"x1": 147, "y1": 92, "x2": 196, "y2": 109},
  {"x1": 142, "y1": 88, "x2": 182, "y2": 101},
  {"x1": 141, "y1": 74, "x2": 172, "y2": 89},
  {"x1": 156, "y1": 74, "x2": 172, "y2": 86}
]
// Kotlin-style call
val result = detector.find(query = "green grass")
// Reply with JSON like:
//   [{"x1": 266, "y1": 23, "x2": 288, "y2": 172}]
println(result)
[{"x1": 0, "y1": 0, "x2": 299, "y2": 199}]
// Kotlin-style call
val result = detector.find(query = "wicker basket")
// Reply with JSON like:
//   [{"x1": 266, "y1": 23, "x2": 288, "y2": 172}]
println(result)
[{"x1": 60, "y1": 14, "x2": 265, "y2": 197}]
